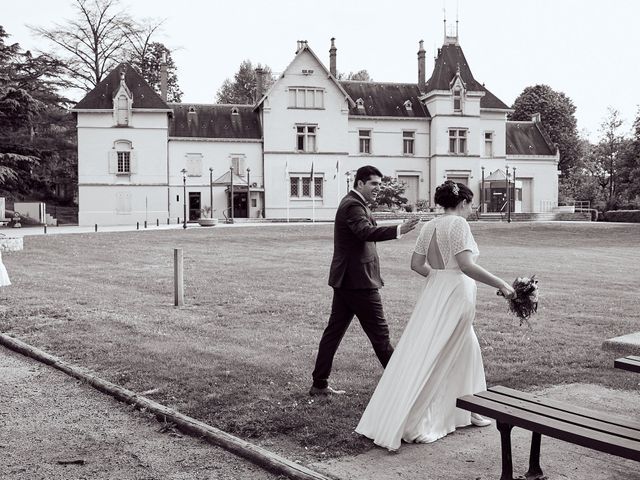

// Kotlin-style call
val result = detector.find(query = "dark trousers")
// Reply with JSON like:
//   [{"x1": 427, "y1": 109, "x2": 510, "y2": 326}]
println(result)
[{"x1": 311, "y1": 287, "x2": 394, "y2": 389}]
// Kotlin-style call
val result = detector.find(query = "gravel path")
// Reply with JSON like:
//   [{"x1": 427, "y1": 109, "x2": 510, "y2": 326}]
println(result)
[{"x1": 0, "y1": 346, "x2": 280, "y2": 480}]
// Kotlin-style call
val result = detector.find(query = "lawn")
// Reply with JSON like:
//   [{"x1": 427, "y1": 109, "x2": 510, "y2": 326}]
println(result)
[{"x1": 1, "y1": 222, "x2": 639, "y2": 460}]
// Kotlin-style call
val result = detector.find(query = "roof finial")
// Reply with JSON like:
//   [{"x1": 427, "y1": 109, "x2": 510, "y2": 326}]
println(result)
[{"x1": 443, "y1": 6, "x2": 447, "y2": 41}]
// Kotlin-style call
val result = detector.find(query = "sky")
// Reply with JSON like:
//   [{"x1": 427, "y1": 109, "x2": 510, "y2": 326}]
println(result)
[{"x1": 3, "y1": 0, "x2": 639, "y2": 141}]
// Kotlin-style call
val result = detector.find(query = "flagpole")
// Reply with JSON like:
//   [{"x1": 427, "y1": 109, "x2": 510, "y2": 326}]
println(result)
[{"x1": 311, "y1": 172, "x2": 315, "y2": 224}]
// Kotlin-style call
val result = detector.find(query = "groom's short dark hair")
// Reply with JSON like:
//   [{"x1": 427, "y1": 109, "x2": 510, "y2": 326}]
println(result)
[{"x1": 354, "y1": 165, "x2": 383, "y2": 187}]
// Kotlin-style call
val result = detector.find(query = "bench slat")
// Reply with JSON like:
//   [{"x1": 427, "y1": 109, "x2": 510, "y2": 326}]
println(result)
[
  {"x1": 615, "y1": 357, "x2": 640, "y2": 373},
  {"x1": 488, "y1": 385, "x2": 640, "y2": 432},
  {"x1": 476, "y1": 390, "x2": 640, "y2": 442},
  {"x1": 457, "y1": 395, "x2": 640, "y2": 461}
]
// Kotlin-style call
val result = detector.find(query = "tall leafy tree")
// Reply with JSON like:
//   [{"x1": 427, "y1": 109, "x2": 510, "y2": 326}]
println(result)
[
  {"x1": 620, "y1": 110, "x2": 640, "y2": 202},
  {"x1": 216, "y1": 60, "x2": 274, "y2": 104},
  {"x1": 338, "y1": 69, "x2": 373, "y2": 81},
  {"x1": 594, "y1": 108, "x2": 625, "y2": 208},
  {"x1": 29, "y1": 0, "x2": 146, "y2": 91},
  {"x1": 131, "y1": 42, "x2": 182, "y2": 102},
  {"x1": 510, "y1": 84, "x2": 581, "y2": 176}
]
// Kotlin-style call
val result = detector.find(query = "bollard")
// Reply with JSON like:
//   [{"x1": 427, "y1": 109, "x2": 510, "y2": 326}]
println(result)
[
  {"x1": 44, "y1": 224, "x2": 47, "y2": 234},
  {"x1": 157, "y1": 219, "x2": 159, "y2": 227},
  {"x1": 174, "y1": 248, "x2": 184, "y2": 307},
  {"x1": 95, "y1": 224, "x2": 98, "y2": 232},
  {"x1": 137, "y1": 221, "x2": 139, "y2": 230},
  {"x1": 144, "y1": 220, "x2": 147, "y2": 229},
  {"x1": 167, "y1": 218, "x2": 170, "y2": 225},
  {"x1": 177, "y1": 217, "x2": 180, "y2": 225}
]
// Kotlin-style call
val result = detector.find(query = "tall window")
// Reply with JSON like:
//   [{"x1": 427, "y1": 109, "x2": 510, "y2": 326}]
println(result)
[
  {"x1": 296, "y1": 125, "x2": 317, "y2": 152},
  {"x1": 117, "y1": 95, "x2": 129, "y2": 125},
  {"x1": 359, "y1": 129, "x2": 371, "y2": 154},
  {"x1": 448, "y1": 129, "x2": 467, "y2": 154},
  {"x1": 484, "y1": 132, "x2": 494, "y2": 157},
  {"x1": 403, "y1": 131, "x2": 415, "y2": 154},
  {"x1": 289, "y1": 88, "x2": 324, "y2": 109},
  {"x1": 453, "y1": 88, "x2": 462, "y2": 112},
  {"x1": 117, "y1": 151, "x2": 131, "y2": 173},
  {"x1": 289, "y1": 176, "x2": 323, "y2": 198}
]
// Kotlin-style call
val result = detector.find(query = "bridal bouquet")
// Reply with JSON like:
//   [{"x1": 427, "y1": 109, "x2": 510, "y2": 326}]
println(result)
[{"x1": 498, "y1": 275, "x2": 539, "y2": 326}]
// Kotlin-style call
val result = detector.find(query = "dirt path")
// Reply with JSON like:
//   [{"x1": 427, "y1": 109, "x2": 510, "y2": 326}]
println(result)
[
  {"x1": 314, "y1": 383, "x2": 640, "y2": 480},
  {"x1": 0, "y1": 346, "x2": 280, "y2": 480}
]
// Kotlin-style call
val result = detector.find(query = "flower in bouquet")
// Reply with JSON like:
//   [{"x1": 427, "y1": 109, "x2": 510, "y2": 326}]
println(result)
[{"x1": 501, "y1": 275, "x2": 539, "y2": 326}]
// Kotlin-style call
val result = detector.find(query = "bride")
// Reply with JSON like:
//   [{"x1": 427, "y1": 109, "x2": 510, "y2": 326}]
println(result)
[{"x1": 355, "y1": 180, "x2": 515, "y2": 451}]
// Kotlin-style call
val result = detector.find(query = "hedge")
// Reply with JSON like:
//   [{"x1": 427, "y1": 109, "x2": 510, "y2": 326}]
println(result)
[{"x1": 603, "y1": 210, "x2": 640, "y2": 223}]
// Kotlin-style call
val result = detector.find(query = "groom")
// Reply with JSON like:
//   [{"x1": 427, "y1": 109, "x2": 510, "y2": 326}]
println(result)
[{"x1": 310, "y1": 165, "x2": 420, "y2": 395}]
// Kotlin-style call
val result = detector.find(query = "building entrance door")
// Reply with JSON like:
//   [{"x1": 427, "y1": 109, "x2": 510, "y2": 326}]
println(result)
[
  {"x1": 398, "y1": 175, "x2": 419, "y2": 206},
  {"x1": 188, "y1": 192, "x2": 201, "y2": 221}
]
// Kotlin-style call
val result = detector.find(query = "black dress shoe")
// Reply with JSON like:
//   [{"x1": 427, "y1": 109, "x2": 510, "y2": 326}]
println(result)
[{"x1": 309, "y1": 385, "x2": 346, "y2": 396}]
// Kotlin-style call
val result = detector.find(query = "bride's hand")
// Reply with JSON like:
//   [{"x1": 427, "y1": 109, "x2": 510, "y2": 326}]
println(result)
[{"x1": 499, "y1": 283, "x2": 516, "y2": 299}]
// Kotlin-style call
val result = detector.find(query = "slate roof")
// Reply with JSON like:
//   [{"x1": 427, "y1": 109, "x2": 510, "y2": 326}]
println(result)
[
  {"x1": 169, "y1": 104, "x2": 261, "y2": 139},
  {"x1": 506, "y1": 121, "x2": 557, "y2": 156},
  {"x1": 425, "y1": 44, "x2": 509, "y2": 110},
  {"x1": 339, "y1": 81, "x2": 430, "y2": 118},
  {"x1": 73, "y1": 63, "x2": 170, "y2": 110}
]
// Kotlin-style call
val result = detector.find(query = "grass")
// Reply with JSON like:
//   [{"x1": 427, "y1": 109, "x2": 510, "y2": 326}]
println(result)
[{"x1": 0, "y1": 222, "x2": 639, "y2": 460}]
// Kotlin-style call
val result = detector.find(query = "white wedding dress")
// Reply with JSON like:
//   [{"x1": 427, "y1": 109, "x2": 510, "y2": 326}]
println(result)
[
  {"x1": 355, "y1": 215, "x2": 485, "y2": 450},
  {"x1": 0, "y1": 252, "x2": 10, "y2": 287}
]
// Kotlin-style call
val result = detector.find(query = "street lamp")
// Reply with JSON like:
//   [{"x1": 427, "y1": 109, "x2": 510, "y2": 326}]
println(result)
[
  {"x1": 229, "y1": 166, "x2": 234, "y2": 224},
  {"x1": 181, "y1": 168, "x2": 187, "y2": 229},
  {"x1": 480, "y1": 166, "x2": 485, "y2": 214},
  {"x1": 512, "y1": 166, "x2": 517, "y2": 215},
  {"x1": 209, "y1": 167, "x2": 214, "y2": 219},
  {"x1": 246, "y1": 167, "x2": 251, "y2": 219},
  {"x1": 505, "y1": 165, "x2": 511, "y2": 223}
]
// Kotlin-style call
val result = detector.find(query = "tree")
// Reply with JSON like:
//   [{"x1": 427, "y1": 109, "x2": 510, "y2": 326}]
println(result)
[
  {"x1": 616, "y1": 109, "x2": 640, "y2": 205},
  {"x1": 370, "y1": 176, "x2": 408, "y2": 210},
  {"x1": 131, "y1": 42, "x2": 182, "y2": 102},
  {"x1": 338, "y1": 69, "x2": 373, "y2": 81},
  {"x1": 216, "y1": 60, "x2": 274, "y2": 104},
  {"x1": 593, "y1": 108, "x2": 625, "y2": 208},
  {"x1": 29, "y1": 0, "x2": 143, "y2": 91},
  {"x1": 510, "y1": 84, "x2": 581, "y2": 176}
]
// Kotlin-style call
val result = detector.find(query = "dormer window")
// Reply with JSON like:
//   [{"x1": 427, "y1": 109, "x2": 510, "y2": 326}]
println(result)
[
  {"x1": 356, "y1": 98, "x2": 365, "y2": 112},
  {"x1": 231, "y1": 106, "x2": 239, "y2": 115},
  {"x1": 117, "y1": 95, "x2": 129, "y2": 125},
  {"x1": 453, "y1": 88, "x2": 462, "y2": 112},
  {"x1": 403, "y1": 100, "x2": 413, "y2": 111},
  {"x1": 113, "y1": 68, "x2": 132, "y2": 126}
]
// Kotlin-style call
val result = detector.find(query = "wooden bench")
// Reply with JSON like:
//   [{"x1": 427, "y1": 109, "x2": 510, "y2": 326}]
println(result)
[
  {"x1": 615, "y1": 356, "x2": 640, "y2": 373},
  {"x1": 457, "y1": 385, "x2": 640, "y2": 480}
]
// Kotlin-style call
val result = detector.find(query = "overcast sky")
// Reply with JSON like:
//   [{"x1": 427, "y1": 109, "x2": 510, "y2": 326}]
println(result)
[{"x1": 4, "y1": 0, "x2": 639, "y2": 141}]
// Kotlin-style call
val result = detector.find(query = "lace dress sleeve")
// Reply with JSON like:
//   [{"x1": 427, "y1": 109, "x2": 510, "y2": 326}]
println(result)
[
  {"x1": 450, "y1": 217, "x2": 475, "y2": 255},
  {"x1": 413, "y1": 223, "x2": 430, "y2": 255}
]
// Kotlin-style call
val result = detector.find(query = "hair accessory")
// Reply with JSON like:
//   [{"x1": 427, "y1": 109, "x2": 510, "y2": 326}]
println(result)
[{"x1": 451, "y1": 183, "x2": 460, "y2": 196}]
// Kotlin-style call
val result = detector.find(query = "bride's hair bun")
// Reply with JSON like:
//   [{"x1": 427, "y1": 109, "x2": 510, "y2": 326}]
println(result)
[{"x1": 434, "y1": 181, "x2": 473, "y2": 208}]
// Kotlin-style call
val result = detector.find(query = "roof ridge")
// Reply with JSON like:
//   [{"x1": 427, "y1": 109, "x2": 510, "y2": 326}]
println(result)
[{"x1": 340, "y1": 80, "x2": 419, "y2": 87}]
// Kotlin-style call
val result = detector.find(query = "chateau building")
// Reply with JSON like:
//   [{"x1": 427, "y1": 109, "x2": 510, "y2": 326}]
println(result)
[{"x1": 72, "y1": 32, "x2": 559, "y2": 225}]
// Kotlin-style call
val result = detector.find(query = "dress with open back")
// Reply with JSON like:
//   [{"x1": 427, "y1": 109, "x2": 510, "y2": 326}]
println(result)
[{"x1": 355, "y1": 215, "x2": 484, "y2": 450}]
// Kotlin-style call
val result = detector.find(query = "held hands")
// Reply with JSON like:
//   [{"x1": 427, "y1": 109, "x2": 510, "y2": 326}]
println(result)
[{"x1": 400, "y1": 217, "x2": 420, "y2": 235}]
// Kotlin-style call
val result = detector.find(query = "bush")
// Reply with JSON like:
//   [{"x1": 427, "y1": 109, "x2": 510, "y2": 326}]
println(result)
[
  {"x1": 603, "y1": 210, "x2": 640, "y2": 222},
  {"x1": 415, "y1": 199, "x2": 430, "y2": 211}
]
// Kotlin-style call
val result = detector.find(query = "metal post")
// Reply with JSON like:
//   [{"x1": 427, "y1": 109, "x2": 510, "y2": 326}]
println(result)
[
  {"x1": 230, "y1": 166, "x2": 234, "y2": 224},
  {"x1": 209, "y1": 167, "x2": 214, "y2": 219},
  {"x1": 144, "y1": 220, "x2": 147, "y2": 229},
  {"x1": 157, "y1": 218, "x2": 159, "y2": 227},
  {"x1": 512, "y1": 166, "x2": 517, "y2": 214},
  {"x1": 95, "y1": 223, "x2": 97, "y2": 232},
  {"x1": 481, "y1": 166, "x2": 485, "y2": 214},
  {"x1": 44, "y1": 224, "x2": 47, "y2": 234},
  {"x1": 505, "y1": 165, "x2": 511, "y2": 223},
  {"x1": 137, "y1": 221, "x2": 139, "y2": 230},
  {"x1": 181, "y1": 168, "x2": 187, "y2": 229},
  {"x1": 174, "y1": 248, "x2": 184, "y2": 307},
  {"x1": 246, "y1": 167, "x2": 251, "y2": 219}
]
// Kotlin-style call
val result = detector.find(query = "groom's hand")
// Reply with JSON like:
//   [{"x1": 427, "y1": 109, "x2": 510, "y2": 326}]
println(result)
[{"x1": 400, "y1": 217, "x2": 420, "y2": 235}]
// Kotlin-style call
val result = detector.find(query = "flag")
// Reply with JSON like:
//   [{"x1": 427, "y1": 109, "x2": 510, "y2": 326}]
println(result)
[
  {"x1": 284, "y1": 160, "x2": 289, "y2": 180},
  {"x1": 334, "y1": 160, "x2": 339, "y2": 179}
]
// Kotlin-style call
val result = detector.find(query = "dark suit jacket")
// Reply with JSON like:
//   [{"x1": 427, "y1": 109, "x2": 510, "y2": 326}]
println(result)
[{"x1": 328, "y1": 191, "x2": 399, "y2": 289}]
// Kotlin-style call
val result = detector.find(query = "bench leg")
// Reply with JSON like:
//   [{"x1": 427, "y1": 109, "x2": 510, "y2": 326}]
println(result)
[
  {"x1": 497, "y1": 422, "x2": 525, "y2": 480},
  {"x1": 525, "y1": 432, "x2": 546, "y2": 480}
]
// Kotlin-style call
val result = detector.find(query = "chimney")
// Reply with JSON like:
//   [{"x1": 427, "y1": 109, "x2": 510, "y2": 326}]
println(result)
[
  {"x1": 255, "y1": 67, "x2": 264, "y2": 103},
  {"x1": 329, "y1": 37, "x2": 337, "y2": 77},
  {"x1": 160, "y1": 51, "x2": 168, "y2": 102},
  {"x1": 417, "y1": 40, "x2": 426, "y2": 92}
]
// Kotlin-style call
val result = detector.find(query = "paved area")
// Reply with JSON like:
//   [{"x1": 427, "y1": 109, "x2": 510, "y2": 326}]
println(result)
[
  {"x1": 314, "y1": 383, "x2": 640, "y2": 480},
  {"x1": 0, "y1": 346, "x2": 279, "y2": 480}
]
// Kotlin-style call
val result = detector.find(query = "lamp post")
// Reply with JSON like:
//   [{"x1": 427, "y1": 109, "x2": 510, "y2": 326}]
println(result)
[
  {"x1": 505, "y1": 165, "x2": 511, "y2": 223},
  {"x1": 181, "y1": 168, "x2": 187, "y2": 229},
  {"x1": 480, "y1": 166, "x2": 485, "y2": 214},
  {"x1": 512, "y1": 166, "x2": 517, "y2": 215},
  {"x1": 209, "y1": 167, "x2": 214, "y2": 219},
  {"x1": 246, "y1": 167, "x2": 251, "y2": 219},
  {"x1": 230, "y1": 166, "x2": 234, "y2": 224}
]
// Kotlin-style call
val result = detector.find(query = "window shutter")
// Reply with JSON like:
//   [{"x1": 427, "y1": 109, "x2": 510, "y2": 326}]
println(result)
[
  {"x1": 130, "y1": 150, "x2": 138, "y2": 174},
  {"x1": 108, "y1": 151, "x2": 117, "y2": 173}
]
